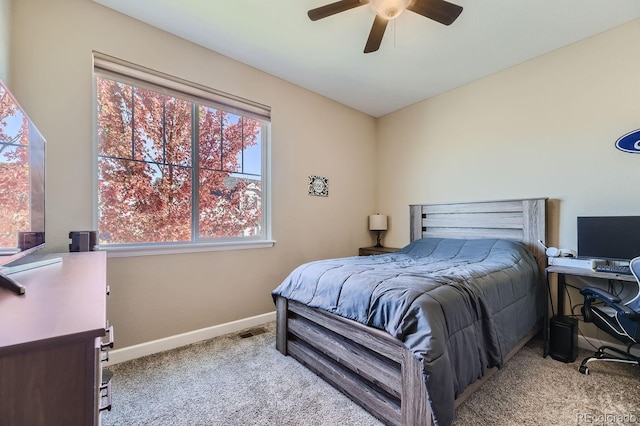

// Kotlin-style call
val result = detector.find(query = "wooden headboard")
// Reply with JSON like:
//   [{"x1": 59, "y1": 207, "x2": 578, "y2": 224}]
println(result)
[{"x1": 409, "y1": 198, "x2": 548, "y2": 274}]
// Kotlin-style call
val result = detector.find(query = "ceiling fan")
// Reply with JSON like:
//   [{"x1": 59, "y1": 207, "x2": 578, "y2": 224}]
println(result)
[{"x1": 308, "y1": 0, "x2": 463, "y2": 53}]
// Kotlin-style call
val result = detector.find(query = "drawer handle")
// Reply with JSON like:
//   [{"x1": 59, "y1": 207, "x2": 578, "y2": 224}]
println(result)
[
  {"x1": 101, "y1": 325, "x2": 114, "y2": 351},
  {"x1": 99, "y1": 381, "x2": 112, "y2": 412}
]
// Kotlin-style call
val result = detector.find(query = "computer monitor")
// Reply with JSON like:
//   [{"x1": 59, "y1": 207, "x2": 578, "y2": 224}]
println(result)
[{"x1": 577, "y1": 216, "x2": 640, "y2": 262}]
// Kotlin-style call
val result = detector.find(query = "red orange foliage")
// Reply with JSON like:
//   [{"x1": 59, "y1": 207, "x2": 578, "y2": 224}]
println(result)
[
  {"x1": 96, "y1": 77, "x2": 261, "y2": 244},
  {"x1": 0, "y1": 84, "x2": 30, "y2": 248}
]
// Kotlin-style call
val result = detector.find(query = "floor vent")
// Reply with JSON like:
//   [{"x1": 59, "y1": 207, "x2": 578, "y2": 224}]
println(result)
[{"x1": 239, "y1": 327, "x2": 266, "y2": 339}]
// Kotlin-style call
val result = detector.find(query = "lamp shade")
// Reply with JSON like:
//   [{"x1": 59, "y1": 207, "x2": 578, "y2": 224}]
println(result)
[{"x1": 369, "y1": 214, "x2": 388, "y2": 231}]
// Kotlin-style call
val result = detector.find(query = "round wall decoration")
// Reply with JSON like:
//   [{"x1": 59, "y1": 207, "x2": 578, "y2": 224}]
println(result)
[{"x1": 308, "y1": 175, "x2": 329, "y2": 197}]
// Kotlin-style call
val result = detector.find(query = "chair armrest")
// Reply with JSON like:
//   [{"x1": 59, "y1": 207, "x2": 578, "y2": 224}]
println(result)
[
  {"x1": 579, "y1": 287, "x2": 621, "y2": 304},
  {"x1": 621, "y1": 310, "x2": 640, "y2": 320},
  {"x1": 581, "y1": 286, "x2": 640, "y2": 319}
]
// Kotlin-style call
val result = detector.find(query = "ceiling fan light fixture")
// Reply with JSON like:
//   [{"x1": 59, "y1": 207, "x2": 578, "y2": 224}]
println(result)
[{"x1": 370, "y1": 0, "x2": 410, "y2": 19}]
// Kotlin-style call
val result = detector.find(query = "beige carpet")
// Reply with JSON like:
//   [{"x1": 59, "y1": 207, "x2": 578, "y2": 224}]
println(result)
[
  {"x1": 453, "y1": 339, "x2": 640, "y2": 425},
  {"x1": 102, "y1": 322, "x2": 639, "y2": 426}
]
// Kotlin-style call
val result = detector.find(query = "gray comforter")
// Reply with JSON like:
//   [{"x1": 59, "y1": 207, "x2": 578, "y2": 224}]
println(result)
[{"x1": 272, "y1": 238, "x2": 543, "y2": 426}]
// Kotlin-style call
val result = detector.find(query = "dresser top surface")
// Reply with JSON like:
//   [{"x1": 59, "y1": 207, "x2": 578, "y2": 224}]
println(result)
[{"x1": 0, "y1": 251, "x2": 107, "y2": 352}]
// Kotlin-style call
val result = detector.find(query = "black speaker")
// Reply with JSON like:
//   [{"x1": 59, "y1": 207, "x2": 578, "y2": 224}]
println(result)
[
  {"x1": 69, "y1": 231, "x2": 97, "y2": 252},
  {"x1": 549, "y1": 316, "x2": 578, "y2": 362}
]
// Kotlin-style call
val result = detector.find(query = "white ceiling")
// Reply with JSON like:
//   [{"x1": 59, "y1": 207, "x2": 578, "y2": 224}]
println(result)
[{"x1": 92, "y1": 0, "x2": 640, "y2": 117}]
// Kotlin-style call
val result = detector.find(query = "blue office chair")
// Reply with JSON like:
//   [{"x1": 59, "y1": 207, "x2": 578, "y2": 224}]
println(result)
[{"x1": 579, "y1": 256, "x2": 640, "y2": 375}]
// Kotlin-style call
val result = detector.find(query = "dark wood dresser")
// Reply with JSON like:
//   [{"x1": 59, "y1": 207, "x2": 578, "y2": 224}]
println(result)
[{"x1": 0, "y1": 251, "x2": 110, "y2": 426}]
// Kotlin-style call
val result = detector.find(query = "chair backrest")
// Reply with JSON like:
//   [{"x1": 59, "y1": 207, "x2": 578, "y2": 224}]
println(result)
[{"x1": 628, "y1": 256, "x2": 640, "y2": 311}]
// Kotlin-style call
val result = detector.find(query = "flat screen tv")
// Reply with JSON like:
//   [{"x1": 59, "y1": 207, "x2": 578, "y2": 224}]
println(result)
[
  {"x1": 0, "y1": 78, "x2": 46, "y2": 294},
  {"x1": 577, "y1": 216, "x2": 640, "y2": 262}
]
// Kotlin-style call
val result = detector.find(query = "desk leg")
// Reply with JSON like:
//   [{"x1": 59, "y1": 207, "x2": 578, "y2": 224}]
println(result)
[
  {"x1": 557, "y1": 273, "x2": 566, "y2": 317},
  {"x1": 544, "y1": 271, "x2": 567, "y2": 357},
  {"x1": 543, "y1": 270, "x2": 550, "y2": 357}
]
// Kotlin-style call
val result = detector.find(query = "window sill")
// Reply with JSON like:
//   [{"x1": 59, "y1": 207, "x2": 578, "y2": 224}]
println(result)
[{"x1": 97, "y1": 240, "x2": 276, "y2": 258}]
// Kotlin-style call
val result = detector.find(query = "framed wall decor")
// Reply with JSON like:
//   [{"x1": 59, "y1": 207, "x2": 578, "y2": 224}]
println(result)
[{"x1": 308, "y1": 175, "x2": 329, "y2": 197}]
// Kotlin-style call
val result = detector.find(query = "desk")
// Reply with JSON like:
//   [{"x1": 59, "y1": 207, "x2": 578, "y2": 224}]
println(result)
[{"x1": 544, "y1": 265, "x2": 636, "y2": 357}]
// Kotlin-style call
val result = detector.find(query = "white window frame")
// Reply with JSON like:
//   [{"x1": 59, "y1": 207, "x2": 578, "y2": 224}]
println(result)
[{"x1": 92, "y1": 52, "x2": 273, "y2": 257}]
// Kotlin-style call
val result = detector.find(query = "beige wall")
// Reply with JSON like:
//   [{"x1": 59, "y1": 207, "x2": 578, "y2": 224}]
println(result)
[
  {"x1": 10, "y1": 0, "x2": 377, "y2": 348},
  {"x1": 0, "y1": 0, "x2": 9, "y2": 81},
  {"x1": 376, "y1": 20, "x2": 640, "y2": 340},
  {"x1": 378, "y1": 19, "x2": 640, "y2": 250}
]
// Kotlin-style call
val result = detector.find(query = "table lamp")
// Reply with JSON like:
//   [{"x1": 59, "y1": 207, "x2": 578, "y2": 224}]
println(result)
[{"x1": 369, "y1": 214, "x2": 388, "y2": 247}]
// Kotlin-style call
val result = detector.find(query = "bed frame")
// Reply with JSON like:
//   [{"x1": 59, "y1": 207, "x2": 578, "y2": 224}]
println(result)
[{"x1": 275, "y1": 198, "x2": 547, "y2": 426}]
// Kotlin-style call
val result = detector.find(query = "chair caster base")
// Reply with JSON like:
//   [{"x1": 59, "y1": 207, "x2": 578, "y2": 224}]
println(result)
[{"x1": 578, "y1": 344, "x2": 640, "y2": 375}]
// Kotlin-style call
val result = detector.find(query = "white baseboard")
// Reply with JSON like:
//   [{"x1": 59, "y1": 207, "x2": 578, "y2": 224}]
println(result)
[
  {"x1": 106, "y1": 311, "x2": 276, "y2": 365},
  {"x1": 105, "y1": 313, "x2": 638, "y2": 366}
]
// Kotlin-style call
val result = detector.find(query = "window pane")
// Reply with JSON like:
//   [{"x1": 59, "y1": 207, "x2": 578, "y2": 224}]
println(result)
[
  {"x1": 96, "y1": 77, "x2": 133, "y2": 159},
  {"x1": 198, "y1": 105, "x2": 222, "y2": 171},
  {"x1": 98, "y1": 80, "x2": 195, "y2": 245},
  {"x1": 97, "y1": 154, "x2": 192, "y2": 244},
  {"x1": 198, "y1": 170, "x2": 261, "y2": 238},
  {"x1": 242, "y1": 118, "x2": 261, "y2": 176},
  {"x1": 198, "y1": 108, "x2": 263, "y2": 240},
  {"x1": 222, "y1": 113, "x2": 242, "y2": 172},
  {"x1": 133, "y1": 88, "x2": 164, "y2": 164},
  {"x1": 163, "y1": 96, "x2": 192, "y2": 167},
  {"x1": 132, "y1": 90, "x2": 192, "y2": 167}
]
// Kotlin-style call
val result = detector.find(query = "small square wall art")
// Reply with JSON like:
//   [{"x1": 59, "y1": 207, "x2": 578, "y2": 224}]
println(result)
[{"x1": 308, "y1": 175, "x2": 329, "y2": 197}]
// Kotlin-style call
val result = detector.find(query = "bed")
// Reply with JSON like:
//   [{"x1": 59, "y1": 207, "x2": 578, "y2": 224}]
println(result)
[{"x1": 272, "y1": 198, "x2": 547, "y2": 426}]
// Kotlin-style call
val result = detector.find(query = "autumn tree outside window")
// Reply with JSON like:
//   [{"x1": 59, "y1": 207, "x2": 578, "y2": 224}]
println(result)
[
  {"x1": 0, "y1": 84, "x2": 30, "y2": 249},
  {"x1": 93, "y1": 53, "x2": 272, "y2": 255}
]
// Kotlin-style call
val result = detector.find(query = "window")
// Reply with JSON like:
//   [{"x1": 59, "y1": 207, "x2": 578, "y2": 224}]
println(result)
[{"x1": 93, "y1": 53, "x2": 271, "y2": 254}]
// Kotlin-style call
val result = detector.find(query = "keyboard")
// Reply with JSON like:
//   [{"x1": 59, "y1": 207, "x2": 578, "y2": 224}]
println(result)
[{"x1": 595, "y1": 264, "x2": 633, "y2": 275}]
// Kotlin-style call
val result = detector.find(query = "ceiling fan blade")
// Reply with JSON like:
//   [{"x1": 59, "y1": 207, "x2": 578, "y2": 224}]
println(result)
[
  {"x1": 407, "y1": 0, "x2": 463, "y2": 25},
  {"x1": 308, "y1": 0, "x2": 366, "y2": 21},
  {"x1": 364, "y1": 15, "x2": 388, "y2": 53}
]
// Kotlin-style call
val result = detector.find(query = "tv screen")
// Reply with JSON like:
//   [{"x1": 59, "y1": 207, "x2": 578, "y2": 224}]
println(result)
[
  {"x1": 0, "y1": 79, "x2": 46, "y2": 267},
  {"x1": 577, "y1": 216, "x2": 640, "y2": 262}
]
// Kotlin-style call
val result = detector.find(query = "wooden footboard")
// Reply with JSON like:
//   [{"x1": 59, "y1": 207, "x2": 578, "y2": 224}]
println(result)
[
  {"x1": 276, "y1": 296, "x2": 541, "y2": 426},
  {"x1": 276, "y1": 296, "x2": 432, "y2": 426}
]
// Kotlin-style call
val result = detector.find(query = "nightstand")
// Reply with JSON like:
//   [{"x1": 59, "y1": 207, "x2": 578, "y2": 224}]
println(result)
[{"x1": 359, "y1": 246, "x2": 400, "y2": 256}]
